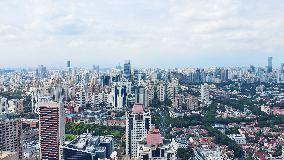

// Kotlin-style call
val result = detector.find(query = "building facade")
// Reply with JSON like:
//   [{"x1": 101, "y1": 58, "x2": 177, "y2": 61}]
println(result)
[
  {"x1": 0, "y1": 117, "x2": 23, "y2": 159},
  {"x1": 39, "y1": 102, "x2": 65, "y2": 160},
  {"x1": 126, "y1": 104, "x2": 151, "y2": 158}
]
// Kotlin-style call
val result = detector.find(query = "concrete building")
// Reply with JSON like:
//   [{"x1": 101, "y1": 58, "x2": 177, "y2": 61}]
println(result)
[
  {"x1": 194, "y1": 148, "x2": 223, "y2": 160},
  {"x1": 39, "y1": 102, "x2": 65, "y2": 160},
  {"x1": 0, "y1": 97, "x2": 8, "y2": 113},
  {"x1": 75, "y1": 89, "x2": 86, "y2": 109},
  {"x1": 126, "y1": 104, "x2": 151, "y2": 158},
  {"x1": 228, "y1": 134, "x2": 247, "y2": 145},
  {"x1": 0, "y1": 117, "x2": 23, "y2": 159},
  {"x1": 8, "y1": 99, "x2": 24, "y2": 114}
]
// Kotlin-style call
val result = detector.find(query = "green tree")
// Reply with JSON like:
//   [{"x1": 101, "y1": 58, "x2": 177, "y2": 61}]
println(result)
[{"x1": 176, "y1": 148, "x2": 194, "y2": 160}]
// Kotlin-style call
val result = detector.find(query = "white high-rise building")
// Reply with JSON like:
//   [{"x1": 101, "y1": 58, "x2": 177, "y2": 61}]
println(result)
[
  {"x1": 157, "y1": 83, "x2": 165, "y2": 102},
  {"x1": 39, "y1": 102, "x2": 65, "y2": 160},
  {"x1": 0, "y1": 117, "x2": 23, "y2": 159},
  {"x1": 126, "y1": 104, "x2": 151, "y2": 158},
  {"x1": 111, "y1": 82, "x2": 129, "y2": 110},
  {"x1": 75, "y1": 89, "x2": 86, "y2": 109},
  {"x1": 135, "y1": 86, "x2": 149, "y2": 108},
  {"x1": 201, "y1": 83, "x2": 210, "y2": 105}
]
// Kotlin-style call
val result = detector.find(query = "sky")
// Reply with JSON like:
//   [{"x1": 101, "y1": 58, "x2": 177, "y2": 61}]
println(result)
[{"x1": 0, "y1": 0, "x2": 284, "y2": 69}]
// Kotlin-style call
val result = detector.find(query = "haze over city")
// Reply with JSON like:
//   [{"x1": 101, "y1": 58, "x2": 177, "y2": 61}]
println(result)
[{"x1": 1, "y1": 0, "x2": 284, "y2": 68}]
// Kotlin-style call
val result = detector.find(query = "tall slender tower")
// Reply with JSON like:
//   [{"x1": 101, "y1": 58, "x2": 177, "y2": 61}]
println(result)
[
  {"x1": 126, "y1": 104, "x2": 151, "y2": 158},
  {"x1": 124, "y1": 60, "x2": 132, "y2": 81},
  {"x1": 201, "y1": 83, "x2": 210, "y2": 105},
  {"x1": 267, "y1": 57, "x2": 273, "y2": 73},
  {"x1": 39, "y1": 102, "x2": 65, "y2": 160}
]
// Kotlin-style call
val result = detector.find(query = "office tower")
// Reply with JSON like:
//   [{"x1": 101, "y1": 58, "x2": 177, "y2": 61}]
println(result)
[
  {"x1": 67, "y1": 60, "x2": 71, "y2": 68},
  {"x1": 201, "y1": 83, "x2": 210, "y2": 105},
  {"x1": 281, "y1": 63, "x2": 284, "y2": 73},
  {"x1": 124, "y1": 60, "x2": 131, "y2": 81},
  {"x1": 0, "y1": 117, "x2": 23, "y2": 159},
  {"x1": 112, "y1": 82, "x2": 128, "y2": 110},
  {"x1": 267, "y1": 57, "x2": 273, "y2": 73},
  {"x1": 221, "y1": 69, "x2": 229, "y2": 82},
  {"x1": 135, "y1": 86, "x2": 149, "y2": 108},
  {"x1": 36, "y1": 65, "x2": 47, "y2": 78},
  {"x1": 126, "y1": 104, "x2": 151, "y2": 158},
  {"x1": 39, "y1": 102, "x2": 65, "y2": 160}
]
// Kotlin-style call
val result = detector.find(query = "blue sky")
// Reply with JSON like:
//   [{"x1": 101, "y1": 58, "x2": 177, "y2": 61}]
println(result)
[{"x1": 0, "y1": 0, "x2": 284, "y2": 68}]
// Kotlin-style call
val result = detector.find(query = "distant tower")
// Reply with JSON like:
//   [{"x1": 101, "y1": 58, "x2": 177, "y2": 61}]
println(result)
[
  {"x1": 126, "y1": 104, "x2": 151, "y2": 158},
  {"x1": 67, "y1": 60, "x2": 71, "y2": 68},
  {"x1": 39, "y1": 102, "x2": 65, "y2": 160},
  {"x1": 281, "y1": 63, "x2": 284, "y2": 73},
  {"x1": 267, "y1": 57, "x2": 273, "y2": 73},
  {"x1": 124, "y1": 60, "x2": 131, "y2": 81}
]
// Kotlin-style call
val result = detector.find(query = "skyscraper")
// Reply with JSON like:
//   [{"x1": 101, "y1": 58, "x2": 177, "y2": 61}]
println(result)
[
  {"x1": 67, "y1": 60, "x2": 71, "y2": 68},
  {"x1": 267, "y1": 57, "x2": 273, "y2": 73},
  {"x1": 124, "y1": 60, "x2": 131, "y2": 81},
  {"x1": 0, "y1": 116, "x2": 23, "y2": 159},
  {"x1": 126, "y1": 104, "x2": 151, "y2": 158},
  {"x1": 39, "y1": 102, "x2": 65, "y2": 160},
  {"x1": 281, "y1": 63, "x2": 284, "y2": 73},
  {"x1": 201, "y1": 83, "x2": 210, "y2": 105},
  {"x1": 112, "y1": 82, "x2": 128, "y2": 110}
]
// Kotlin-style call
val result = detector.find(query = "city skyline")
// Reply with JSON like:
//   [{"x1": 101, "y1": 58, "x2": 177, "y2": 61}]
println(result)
[{"x1": 0, "y1": 0, "x2": 284, "y2": 68}]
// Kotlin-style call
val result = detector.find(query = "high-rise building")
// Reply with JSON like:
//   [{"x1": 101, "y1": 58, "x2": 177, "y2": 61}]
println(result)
[
  {"x1": 281, "y1": 63, "x2": 284, "y2": 73},
  {"x1": 0, "y1": 116, "x2": 23, "y2": 159},
  {"x1": 39, "y1": 102, "x2": 65, "y2": 160},
  {"x1": 126, "y1": 104, "x2": 151, "y2": 158},
  {"x1": 201, "y1": 83, "x2": 210, "y2": 105},
  {"x1": 157, "y1": 83, "x2": 165, "y2": 102},
  {"x1": 67, "y1": 60, "x2": 71, "y2": 68},
  {"x1": 267, "y1": 57, "x2": 273, "y2": 73},
  {"x1": 221, "y1": 69, "x2": 229, "y2": 82},
  {"x1": 112, "y1": 82, "x2": 128, "y2": 110},
  {"x1": 75, "y1": 84, "x2": 86, "y2": 109},
  {"x1": 36, "y1": 65, "x2": 47, "y2": 78},
  {"x1": 124, "y1": 60, "x2": 132, "y2": 81},
  {"x1": 135, "y1": 86, "x2": 149, "y2": 108}
]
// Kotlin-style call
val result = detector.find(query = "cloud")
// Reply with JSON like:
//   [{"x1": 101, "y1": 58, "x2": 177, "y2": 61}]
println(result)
[{"x1": 0, "y1": 0, "x2": 284, "y2": 68}]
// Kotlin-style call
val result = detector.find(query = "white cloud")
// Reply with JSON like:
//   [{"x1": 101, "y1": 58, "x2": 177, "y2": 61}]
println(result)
[{"x1": 0, "y1": 0, "x2": 284, "y2": 68}]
